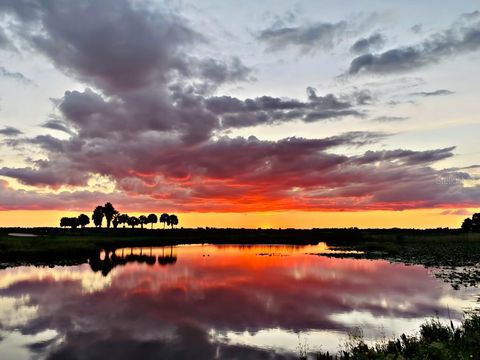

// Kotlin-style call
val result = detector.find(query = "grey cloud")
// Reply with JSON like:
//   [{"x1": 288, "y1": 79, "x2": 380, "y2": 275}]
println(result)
[
  {"x1": 350, "y1": 33, "x2": 386, "y2": 54},
  {"x1": 356, "y1": 147, "x2": 456, "y2": 166},
  {"x1": 1, "y1": 0, "x2": 252, "y2": 145},
  {"x1": 205, "y1": 87, "x2": 365, "y2": 129},
  {"x1": 337, "y1": 88, "x2": 375, "y2": 105},
  {"x1": 348, "y1": 14, "x2": 480, "y2": 75},
  {"x1": 0, "y1": 126, "x2": 23, "y2": 136},
  {"x1": 28, "y1": 1, "x2": 199, "y2": 93},
  {"x1": 41, "y1": 119, "x2": 76, "y2": 135},
  {"x1": 0, "y1": 66, "x2": 34, "y2": 85},
  {"x1": 303, "y1": 109, "x2": 362, "y2": 122},
  {"x1": 0, "y1": 166, "x2": 88, "y2": 187},
  {"x1": 256, "y1": 12, "x2": 389, "y2": 53},
  {"x1": 4, "y1": 0, "x2": 250, "y2": 95},
  {"x1": 196, "y1": 57, "x2": 253, "y2": 84},
  {"x1": 28, "y1": 135, "x2": 66, "y2": 153},
  {"x1": 410, "y1": 89, "x2": 454, "y2": 97}
]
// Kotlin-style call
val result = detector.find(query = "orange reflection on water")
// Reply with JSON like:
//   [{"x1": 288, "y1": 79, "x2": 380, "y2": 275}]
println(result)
[{"x1": 0, "y1": 243, "x2": 479, "y2": 359}]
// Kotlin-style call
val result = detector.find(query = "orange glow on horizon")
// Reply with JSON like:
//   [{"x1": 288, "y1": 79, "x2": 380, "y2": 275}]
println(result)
[{"x1": 0, "y1": 209, "x2": 473, "y2": 229}]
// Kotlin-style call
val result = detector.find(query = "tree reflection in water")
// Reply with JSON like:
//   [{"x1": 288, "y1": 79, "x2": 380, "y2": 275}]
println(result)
[{"x1": 89, "y1": 246, "x2": 177, "y2": 275}]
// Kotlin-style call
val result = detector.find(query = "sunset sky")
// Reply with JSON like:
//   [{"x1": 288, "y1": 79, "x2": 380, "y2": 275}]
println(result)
[{"x1": 0, "y1": 0, "x2": 479, "y2": 228}]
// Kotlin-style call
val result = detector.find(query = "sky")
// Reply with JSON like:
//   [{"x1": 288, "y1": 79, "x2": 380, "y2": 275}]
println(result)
[{"x1": 0, "y1": 0, "x2": 479, "y2": 228}]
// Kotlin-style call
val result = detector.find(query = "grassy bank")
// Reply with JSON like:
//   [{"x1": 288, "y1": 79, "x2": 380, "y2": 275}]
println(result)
[{"x1": 314, "y1": 314, "x2": 480, "y2": 360}]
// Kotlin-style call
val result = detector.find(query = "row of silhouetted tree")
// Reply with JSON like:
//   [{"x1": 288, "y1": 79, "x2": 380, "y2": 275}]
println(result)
[
  {"x1": 461, "y1": 213, "x2": 480, "y2": 232},
  {"x1": 60, "y1": 202, "x2": 179, "y2": 229}
]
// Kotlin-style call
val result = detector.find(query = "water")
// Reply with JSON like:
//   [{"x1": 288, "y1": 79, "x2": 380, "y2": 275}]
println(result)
[{"x1": 0, "y1": 243, "x2": 478, "y2": 359}]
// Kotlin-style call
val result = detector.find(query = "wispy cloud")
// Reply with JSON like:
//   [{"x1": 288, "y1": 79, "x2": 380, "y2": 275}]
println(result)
[
  {"x1": 0, "y1": 66, "x2": 35, "y2": 85},
  {"x1": 410, "y1": 89, "x2": 454, "y2": 97}
]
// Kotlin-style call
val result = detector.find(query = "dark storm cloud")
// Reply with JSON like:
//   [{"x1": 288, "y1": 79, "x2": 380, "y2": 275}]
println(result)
[
  {"x1": 410, "y1": 89, "x2": 454, "y2": 97},
  {"x1": 350, "y1": 33, "x2": 386, "y2": 54},
  {"x1": 348, "y1": 13, "x2": 480, "y2": 75},
  {"x1": 257, "y1": 20, "x2": 348, "y2": 52},
  {"x1": 0, "y1": 126, "x2": 22, "y2": 136}
]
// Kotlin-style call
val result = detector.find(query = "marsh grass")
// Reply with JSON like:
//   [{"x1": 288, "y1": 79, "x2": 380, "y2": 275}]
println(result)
[{"x1": 314, "y1": 314, "x2": 480, "y2": 359}]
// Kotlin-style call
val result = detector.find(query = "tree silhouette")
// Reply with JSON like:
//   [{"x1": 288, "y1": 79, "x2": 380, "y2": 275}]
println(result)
[
  {"x1": 77, "y1": 214, "x2": 90, "y2": 228},
  {"x1": 92, "y1": 206, "x2": 104, "y2": 227},
  {"x1": 461, "y1": 218, "x2": 473, "y2": 232},
  {"x1": 139, "y1": 215, "x2": 148, "y2": 229},
  {"x1": 112, "y1": 214, "x2": 120, "y2": 228},
  {"x1": 103, "y1": 202, "x2": 117, "y2": 228},
  {"x1": 168, "y1": 214, "x2": 178, "y2": 229},
  {"x1": 147, "y1": 214, "x2": 157, "y2": 229},
  {"x1": 472, "y1": 213, "x2": 480, "y2": 232},
  {"x1": 127, "y1": 216, "x2": 140, "y2": 228},
  {"x1": 117, "y1": 214, "x2": 129, "y2": 228},
  {"x1": 160, "y1": 213, "x2": 169, "y2": 229},
  {"x1": 60, "y1": 217, "x2": 69, "y2": 228},
  {"x1": 60, "y1": 217, "x2": 79, "y2": 228}
]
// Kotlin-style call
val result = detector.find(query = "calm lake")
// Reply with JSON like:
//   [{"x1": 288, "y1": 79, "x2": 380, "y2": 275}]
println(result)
[{"x1": 0, "y1": 243, "x2": 478, "y2": 359}]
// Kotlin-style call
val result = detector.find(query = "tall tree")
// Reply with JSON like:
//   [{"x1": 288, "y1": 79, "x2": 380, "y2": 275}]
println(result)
[
  {"x1": 461, "y1": 218, "x2": 473, "y2": 232},
  {"x1": 160, "y1": 213, "x2": 169, "y2": 229},
  {"x1": 77, "y1": 214, "x2": 90, "y2": 228},
  {"x1": 147, "y1": 214, "x2": 157, "y2": 229},
  {"x1": 168, "y1": 214, "x2": 178, "y2": 229},
  {"x1": 472, "y1": 213, "x2": 480, "y2": 232},
  {"x1": 139, "y1": 215, "x2": 148, "y2": 229},
  {"x1": 92, "y1": 206, "x2": 104, "y2": 228},
  {"x1": 103, "y1": 202, "x2": 117, "y2": 228},
  {"x1": 112, "y1": 214, "x2": 120, "y2": 228}
]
